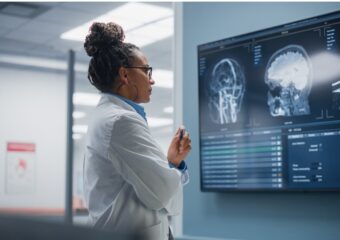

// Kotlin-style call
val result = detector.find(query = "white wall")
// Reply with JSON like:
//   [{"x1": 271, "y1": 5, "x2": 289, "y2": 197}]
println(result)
[{"x1": 0, "y1": 65, "x2": 67, "y2": 212}]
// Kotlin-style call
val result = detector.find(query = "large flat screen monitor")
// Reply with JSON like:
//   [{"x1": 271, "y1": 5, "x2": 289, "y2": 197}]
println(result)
[{"x1": 198, "y1": 11, "x2": 340, "y2": 191}]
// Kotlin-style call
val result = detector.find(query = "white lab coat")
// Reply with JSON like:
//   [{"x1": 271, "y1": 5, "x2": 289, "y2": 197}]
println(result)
[{"x1": 83, "y1": 93, "x2": 186, "y2": 240}]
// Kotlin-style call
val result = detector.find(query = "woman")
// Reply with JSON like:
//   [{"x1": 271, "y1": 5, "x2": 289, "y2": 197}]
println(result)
[{"x1": 83, "y1": 22, "x2": 191, "y2": 240}]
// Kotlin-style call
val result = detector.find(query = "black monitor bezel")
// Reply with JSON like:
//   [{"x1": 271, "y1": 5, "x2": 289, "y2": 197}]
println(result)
[{"x1": 197, "y1": 10, "x2": 340, "y2": 192}]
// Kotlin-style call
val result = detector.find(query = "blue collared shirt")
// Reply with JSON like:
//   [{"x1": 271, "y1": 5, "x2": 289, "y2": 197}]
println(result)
[{"x1": 110, "y1": 93, "x2": 147, "y2": 122}]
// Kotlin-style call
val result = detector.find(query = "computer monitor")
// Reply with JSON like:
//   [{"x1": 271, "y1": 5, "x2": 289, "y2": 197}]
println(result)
[{"x1": 198, "y1": 10, "x2": 340, "y2": 191}]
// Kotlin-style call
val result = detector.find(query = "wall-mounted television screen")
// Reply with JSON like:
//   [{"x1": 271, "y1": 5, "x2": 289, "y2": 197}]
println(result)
[{"x1": 198, "y1": 11, "x2": 340, "y2": 191}]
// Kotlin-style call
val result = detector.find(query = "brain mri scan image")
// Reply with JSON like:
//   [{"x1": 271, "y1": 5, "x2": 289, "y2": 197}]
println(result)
[
  {"x1": 208, "y1": 58, "x2": 246, "y2": 124},
  {"x1": 265, "y1": 44, "x2": 312, "y2": 117}
]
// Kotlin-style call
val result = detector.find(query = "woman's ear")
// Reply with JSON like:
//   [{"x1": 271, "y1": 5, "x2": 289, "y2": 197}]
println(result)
[{"x1": 118, "y1": 67, "x2": 129, "y2": 85}]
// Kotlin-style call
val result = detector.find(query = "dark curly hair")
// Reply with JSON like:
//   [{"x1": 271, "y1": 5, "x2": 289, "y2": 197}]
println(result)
[{"x1": 84, "y1": 22, "x2": 139, "y2": 92}]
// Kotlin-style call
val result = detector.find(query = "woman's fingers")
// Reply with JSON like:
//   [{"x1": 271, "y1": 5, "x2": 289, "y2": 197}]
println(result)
[
  {"x1": 180, "y1": 132, "x2": 190, "y2": 144},
  {"x1": 170, "y1": 128, "x2": 182, "y2": 146},
  {"x1": 179, "y1": 133, "x2": 191, "y2": 153},
  {"x1": 179, "y1": 144, "x2": 192, "y2": 155}
]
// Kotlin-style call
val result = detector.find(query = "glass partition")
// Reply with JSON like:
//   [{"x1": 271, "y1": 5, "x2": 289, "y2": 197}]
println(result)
[{"x1": 0, "y1": 53, "x2": 68, "y2": 218}]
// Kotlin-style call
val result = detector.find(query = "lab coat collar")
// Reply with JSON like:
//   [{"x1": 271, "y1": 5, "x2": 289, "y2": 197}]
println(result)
[{"x1": 99, "y1": 93, "x2": 147, "y2": 122}]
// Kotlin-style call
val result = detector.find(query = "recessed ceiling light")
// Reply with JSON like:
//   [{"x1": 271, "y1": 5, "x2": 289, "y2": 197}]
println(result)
[
  {"x1": 73, "y1": 92, "x2": 100, "y2": 106},
  {"x1": 73, "y1": 125, "x2": 88, "y2": 133},
  {"x1": 163, "y1": 106, "x2": 173, "y2": 114},
  {"x1": 72, "y1": 133, "x2": 83, "y2": 140},
  {"x1": 153, "y1": 70, "x2": 173, "y2": 88},
  {"x1": 60, "y1": 2, "x2": 173, "y2": 47},
  {"x1": 73, "y1": 111, "x2": 86, "y2": 119},
  {"x1": 125, "y1": 17, "x2": 173, "y2": 47},
  {"x1": 148, "y1": 117, "x2": 173, "y2": 128},
  {"x1": 0, "y1": 53, "x2": 87, "y2": 72}
]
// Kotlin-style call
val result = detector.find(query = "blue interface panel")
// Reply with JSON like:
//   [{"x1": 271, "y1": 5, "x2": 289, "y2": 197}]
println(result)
[{"x1": 198, "y1": 11, "x2": 340, "y2": 191}]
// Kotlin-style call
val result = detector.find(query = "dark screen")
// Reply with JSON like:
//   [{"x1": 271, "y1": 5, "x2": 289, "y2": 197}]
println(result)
[{"x1": 198, "y1": 11, "x2": 340, "y2": 191}]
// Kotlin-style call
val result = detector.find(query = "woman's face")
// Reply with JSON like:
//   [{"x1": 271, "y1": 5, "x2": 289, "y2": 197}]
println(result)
[{"x1": 127, "y1": 50, "x2": 155, "y2": 103}]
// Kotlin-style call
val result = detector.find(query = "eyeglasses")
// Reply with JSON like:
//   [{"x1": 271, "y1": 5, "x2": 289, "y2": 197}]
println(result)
[{"x1": 125, "y1": 66, "x2": 153, "y2": 79}]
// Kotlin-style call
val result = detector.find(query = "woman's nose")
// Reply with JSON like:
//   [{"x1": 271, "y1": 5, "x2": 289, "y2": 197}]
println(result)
[{"x1": 150, "y1": 78, "x2": 155, "y2": 85}]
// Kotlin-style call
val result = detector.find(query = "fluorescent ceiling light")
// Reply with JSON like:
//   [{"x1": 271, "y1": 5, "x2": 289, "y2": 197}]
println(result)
[
  {"x1": 0, "y1": 53, "x2": 65, "y2": 70},
  {"x1": 332, "y1": 81, "x2": 340, "y2": 87},
  {"x1": 0, "y1": 53, "x2": 87, "y2": 72},
  {"x1": 163, "y1": 106, "x2": 173, "y2": 114},
  {"x1": 60, "y1": 2, "x2": 173, "y2": 47},
  {"x1": 125, "y1": 17, "x2": 173, "y2": 47},
  {"x1": 73, "y1": 92, "x2": 100, "y2": 106},
  {"x1": 153, "y1": 70, "x2": 173, "y2": 88},
  {"x1": 73, "y1": 111, "x2": 86, "y2": 119},
  {"x1": 148, "y1": 117, "x2": 173, "y2": 128},
  {"x1": 73, "y1": 125, "x2": 88, "y2": 134},
  {"x1": 72, "y1": 133, "x2": 83, "y2": 140}
]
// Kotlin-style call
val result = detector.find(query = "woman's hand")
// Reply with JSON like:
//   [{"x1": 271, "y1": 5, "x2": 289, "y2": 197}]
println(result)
[{"x1": 167, "y1": 127, "x2": 192, "y2": 167}]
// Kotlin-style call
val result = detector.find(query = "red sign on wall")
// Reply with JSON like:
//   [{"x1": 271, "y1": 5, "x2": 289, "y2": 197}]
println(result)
[
  {"x1": 6, "y1": 142, "x2": 36, "y2": 194},
  {"x1": 7, "y1": 143, "x2": 36, "y2": 152}
]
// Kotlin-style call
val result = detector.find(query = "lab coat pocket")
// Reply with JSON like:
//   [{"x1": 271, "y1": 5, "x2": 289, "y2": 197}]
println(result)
[{"x1": 140, "y1": 221, "x2": 162, "y2": 240}]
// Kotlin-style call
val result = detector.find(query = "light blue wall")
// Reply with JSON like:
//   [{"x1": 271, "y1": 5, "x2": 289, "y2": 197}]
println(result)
[{"x1": 182, "y1": 3, "x2": 340, "y2": 240}]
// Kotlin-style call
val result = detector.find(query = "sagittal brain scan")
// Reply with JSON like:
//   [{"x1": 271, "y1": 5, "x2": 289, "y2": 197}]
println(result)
[
  {"x1": 265, "y1": 45, "x2": 312, "y2": 117},
  {"x1": 207, "y1": 58, "x2": 245, "y2": 124}
]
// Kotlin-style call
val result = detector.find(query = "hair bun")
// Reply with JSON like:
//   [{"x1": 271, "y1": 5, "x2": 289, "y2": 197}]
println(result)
[{"x1": 84, "y1": 22, "x2": 125, "y2": 57}]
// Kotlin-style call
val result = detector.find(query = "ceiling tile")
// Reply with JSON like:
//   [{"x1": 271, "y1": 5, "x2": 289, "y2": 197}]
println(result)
[
  {"x1": 0, "y1": 2, "x2": 173, "y2": 82},
  {"x1": 59, "y1": 2, "x2": 123, "y2": 14},
  {"x1": 0, "y1": 14, "x2": 28, "y2": 28},
  {"x1": 0, "y1": 38, "x2": 37, "y2": 52},
  {"x1": 6, "y1": 29, "x2": 55, "y2": 44},
  {"x1": 34, "y1": 7, "x2": 100, "y2": 26},
  {"x1": 47, "y1": 38, "x2": 83, "y2": 53},
  {"x1": 0, "y1": 26, "x2": 11, "y2": 36},
  {"x1": 148, "y1": 2, "x2": 173, "y2": 9},
  {"x1": 27, "y1": 44, "x2": 67, "y2": 59},
  {"x1": 17, "y1": 20, "x2": 71, "y2": 35},
  {"x1": 30, "y1": 2, "x2": 61, "y2": 7}
]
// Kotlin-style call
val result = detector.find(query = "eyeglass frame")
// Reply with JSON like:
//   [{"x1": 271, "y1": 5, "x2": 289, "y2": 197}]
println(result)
[{"x1": 125, "y1": 66, "x2": 153, "y2": 79}]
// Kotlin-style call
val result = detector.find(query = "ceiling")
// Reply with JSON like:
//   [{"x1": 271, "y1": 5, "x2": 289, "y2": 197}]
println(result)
[
  {"x1": 0, "y1": 2, "x2": 175, "y2": 137},
  {"x1": 0, "y1": 2, "x2": 173, "y2": 66}
]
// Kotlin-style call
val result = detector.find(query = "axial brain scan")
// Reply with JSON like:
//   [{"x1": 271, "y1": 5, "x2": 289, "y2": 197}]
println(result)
[
  {"x1": 208, "y1": 58, "x2": 245, "y2": 124},
  {"x1": 265, "y1": 44, "x2": 312, "y2": 117}
]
